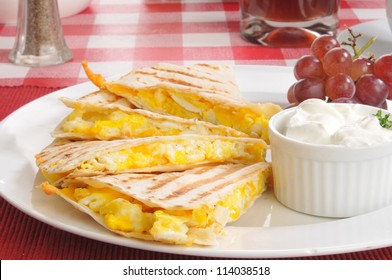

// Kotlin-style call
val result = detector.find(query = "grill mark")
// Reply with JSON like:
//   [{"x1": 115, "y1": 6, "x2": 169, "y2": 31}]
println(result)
[
  {"x1": 117, "y1": 173, "x2": 155, "y2": 184},
  {"x1": 166, "y1": 78, "x2": 204, "y2": 89},
  {"x1": 37, "y1": 145, "x2": 77, "y2": 165},
  {"x1": 134, "y1": 67, "x2": 230, "y2": 92},
  {"x1": 99, "y1": 173, "x2": 156, "y2": 188},
  {"x1": 151, "y1": 65, "x2": 226, "y2": 86},
  {"x1": 190, "y1": 165, "x2": 216, "y2": 174},
  {"x1": 195, "y1": 64, "x2": 221, "y2": 71},
  {"x1": 135, "y1": 70, "x2": 206, "y2": 90},
  {"x1": 52, "y1": 149, "x2": 92, "y2": 168},
  {"x1": 145, "y1": 172, "x2": 183, "y2": 193},
  {"x1": 38, "y1": 141, "x2": 112, "y2": 170},
  {"x1": 161, "y1": 165, "x2": 245, "y2": 201},
  {"x1": 187, "y1": 166, "x2": 259, "y2": 204},
  {"x1": 80, "y1": 91, "x2": 125, "y2": 104},
  {"x1": 145, "y1": 165, "x2": 213, "y2": 194}
]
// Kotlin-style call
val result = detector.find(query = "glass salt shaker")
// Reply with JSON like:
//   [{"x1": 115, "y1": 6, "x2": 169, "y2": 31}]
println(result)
[{"x1": 9, "y1": 0, "x2": 73, "y2": 67}]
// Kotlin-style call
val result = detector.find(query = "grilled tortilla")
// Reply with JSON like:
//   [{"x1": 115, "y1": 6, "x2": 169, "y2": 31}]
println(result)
[
  {"x1": 35, "y1": 135, "x2": 268, "y2": 183},
  {"x1": 39, "y1": 162, "x2": 271, "y2": 245},
  {"x1": 82, "y1": 61, "x2": 281, "y2": 142},
  {"x1": 53, "y1": 90, "x2": 247, "y2": 140}
]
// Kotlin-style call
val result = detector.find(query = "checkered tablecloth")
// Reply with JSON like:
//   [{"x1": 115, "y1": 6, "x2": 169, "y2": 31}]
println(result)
[
  {"x1": 0, "y1": 0, "x2": 388, "y2": 88},
  {"x1": 1, "y1": 0, "x2": 392, "y2": 261}
]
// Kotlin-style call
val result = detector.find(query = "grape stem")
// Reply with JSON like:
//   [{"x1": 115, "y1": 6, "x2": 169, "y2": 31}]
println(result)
[{"x1": 340, "y1": 26, "x2": 376, "y2": 59}]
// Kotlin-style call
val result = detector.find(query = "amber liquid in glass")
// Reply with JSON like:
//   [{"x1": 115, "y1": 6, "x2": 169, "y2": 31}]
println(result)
[{"x1": 240, "y1": 0, "x2": 340, "y2": 47}]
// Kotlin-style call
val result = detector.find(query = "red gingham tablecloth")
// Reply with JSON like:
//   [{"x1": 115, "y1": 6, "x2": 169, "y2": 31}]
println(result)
[
  {"x1": 0, "y1": 0, "x2": 389, "y2": 88},
  {"x1": 1, "y1": 0, "x2": 392, "y2": 260}
]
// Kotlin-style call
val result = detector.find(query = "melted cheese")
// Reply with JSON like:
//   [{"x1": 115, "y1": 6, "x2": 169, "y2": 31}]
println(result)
[
  {"x1": 41, "y1": 170, "x2": 70, "y2": 183},
  {"x1": 106, "y1": 84, "x2": 279, "y2": 141},
  {"x1": 60, "y1": 107, "x2": 245, "y2": 140},
  {"x1": 79, "y1": 139, "x2": 265, "y2": 173},
  {"x1": 63, "y1": 109, "x2": 161, "y2": 139}
]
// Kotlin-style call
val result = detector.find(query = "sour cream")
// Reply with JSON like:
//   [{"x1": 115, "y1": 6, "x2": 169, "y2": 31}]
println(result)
[{"x1": 284, "y1": 99, "x2": 392, "y2": 147}]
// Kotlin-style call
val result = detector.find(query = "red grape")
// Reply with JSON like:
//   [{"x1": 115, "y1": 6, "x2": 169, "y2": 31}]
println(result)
[
  {"x1": 293, "y1": 78, "x2": 325, "y2": 102},
  {"x1": 310, "y1": 35, "x2": 340, "y2": 61},
  {"x1": 286, "y1": 32, "x2": 391, "y2": 110},
  {"x1": 294, "y1": 55, "x2": 325, "y2": 80},
  {"x1": 378, "y1": 100, "x2": 388, "y2": 110},
  {"x1": 331, "y1": 96, "x2": 361, "y2": 104},
  {"x1": 355, "y1": 74, "x2": 389, "y2": 106},
  {"x1": 386, "y1": 81, "x2": 392, "y2": 100},
  {"x1": 323, "y1": 48, "x2": 353, "y2": 77},
  {"x1": 287, "y1": 83, "x2": 297, "y2": 103},
  {"x1": 351, "y1": 57, "x2": 374, "y2": 81},
  {"x1": 325, "y1": 73, "x2": 355, "y2": 100},
  {"x1": 374, "y1": 54, "x2": 392, "y2": 84}
]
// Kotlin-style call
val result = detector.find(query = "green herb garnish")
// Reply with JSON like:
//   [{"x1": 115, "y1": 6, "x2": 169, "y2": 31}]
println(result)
[{"x1": 374, "y1": 110, "x2": 392, "y2": 128}]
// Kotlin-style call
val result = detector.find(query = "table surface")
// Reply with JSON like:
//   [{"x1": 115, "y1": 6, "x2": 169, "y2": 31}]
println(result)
[{"x1": 1, "y1": 0, "x2": 391, "y2": 260}]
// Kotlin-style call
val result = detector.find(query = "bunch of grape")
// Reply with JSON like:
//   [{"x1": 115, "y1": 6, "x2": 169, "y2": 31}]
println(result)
[{"x1": 287, "y1": 34, "x2": 392, "y2": 109}]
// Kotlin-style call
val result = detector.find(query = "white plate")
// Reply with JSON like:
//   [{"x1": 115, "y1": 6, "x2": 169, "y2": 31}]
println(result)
[
  {"x1": 1, "y1": 65, "x2": 392, "y2": 259},
  {"x1": 338, "y1": 19, "x2": 392, "y2": 57}
]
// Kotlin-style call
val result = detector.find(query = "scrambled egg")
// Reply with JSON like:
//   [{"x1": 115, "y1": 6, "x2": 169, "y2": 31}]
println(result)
[
  {"x1": 105, "y1": 85, "x2": 281, "y2": 142},
  {"x1": 61, "y1": 108, "x2": 245, "y2": 140},
  {"x1": 62, "y1": 109, "x2": 149, "y2": 139},
  {"x1": 79, "y1": 139, "x2": 265, "y2": 173},
  {"x1": 56, "y1": 173, "x2": 265, "y2": 245}
]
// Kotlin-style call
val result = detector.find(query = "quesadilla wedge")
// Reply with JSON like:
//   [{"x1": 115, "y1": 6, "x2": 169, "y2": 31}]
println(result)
[
  {"x1": 39, "y1": 162, "x2": 271, "y2": 245},
  {"x1": 53, "y1": 90, "x2": 247, "y2": 140},
  {"x1": 35, "y1": 135, "x2": 268, "y2": 183},
  {"x1": 82, "y1": 61, "x2": 281, "y2": 142}
]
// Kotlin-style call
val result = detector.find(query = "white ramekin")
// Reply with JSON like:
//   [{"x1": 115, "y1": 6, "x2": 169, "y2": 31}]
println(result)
[{"x1": 268, "y1": 104, "x2": 392, "y2": 218}]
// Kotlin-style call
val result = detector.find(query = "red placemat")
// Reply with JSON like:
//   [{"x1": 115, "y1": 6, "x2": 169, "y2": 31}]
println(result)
[{"x1": 1, "y1": 197, "x2": 391, "y2": 260}]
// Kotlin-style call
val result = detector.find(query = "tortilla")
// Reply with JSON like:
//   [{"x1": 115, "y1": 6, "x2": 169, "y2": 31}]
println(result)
[
  {"x1": 39, "y1": 162, "x2": 271, "y2": 245},
  {"x1": 82, "y1": 61, "x2": 282, "y2": 142},
  {"x1": 35, "y1": 135, "x2": 268, "y2": 182}
]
